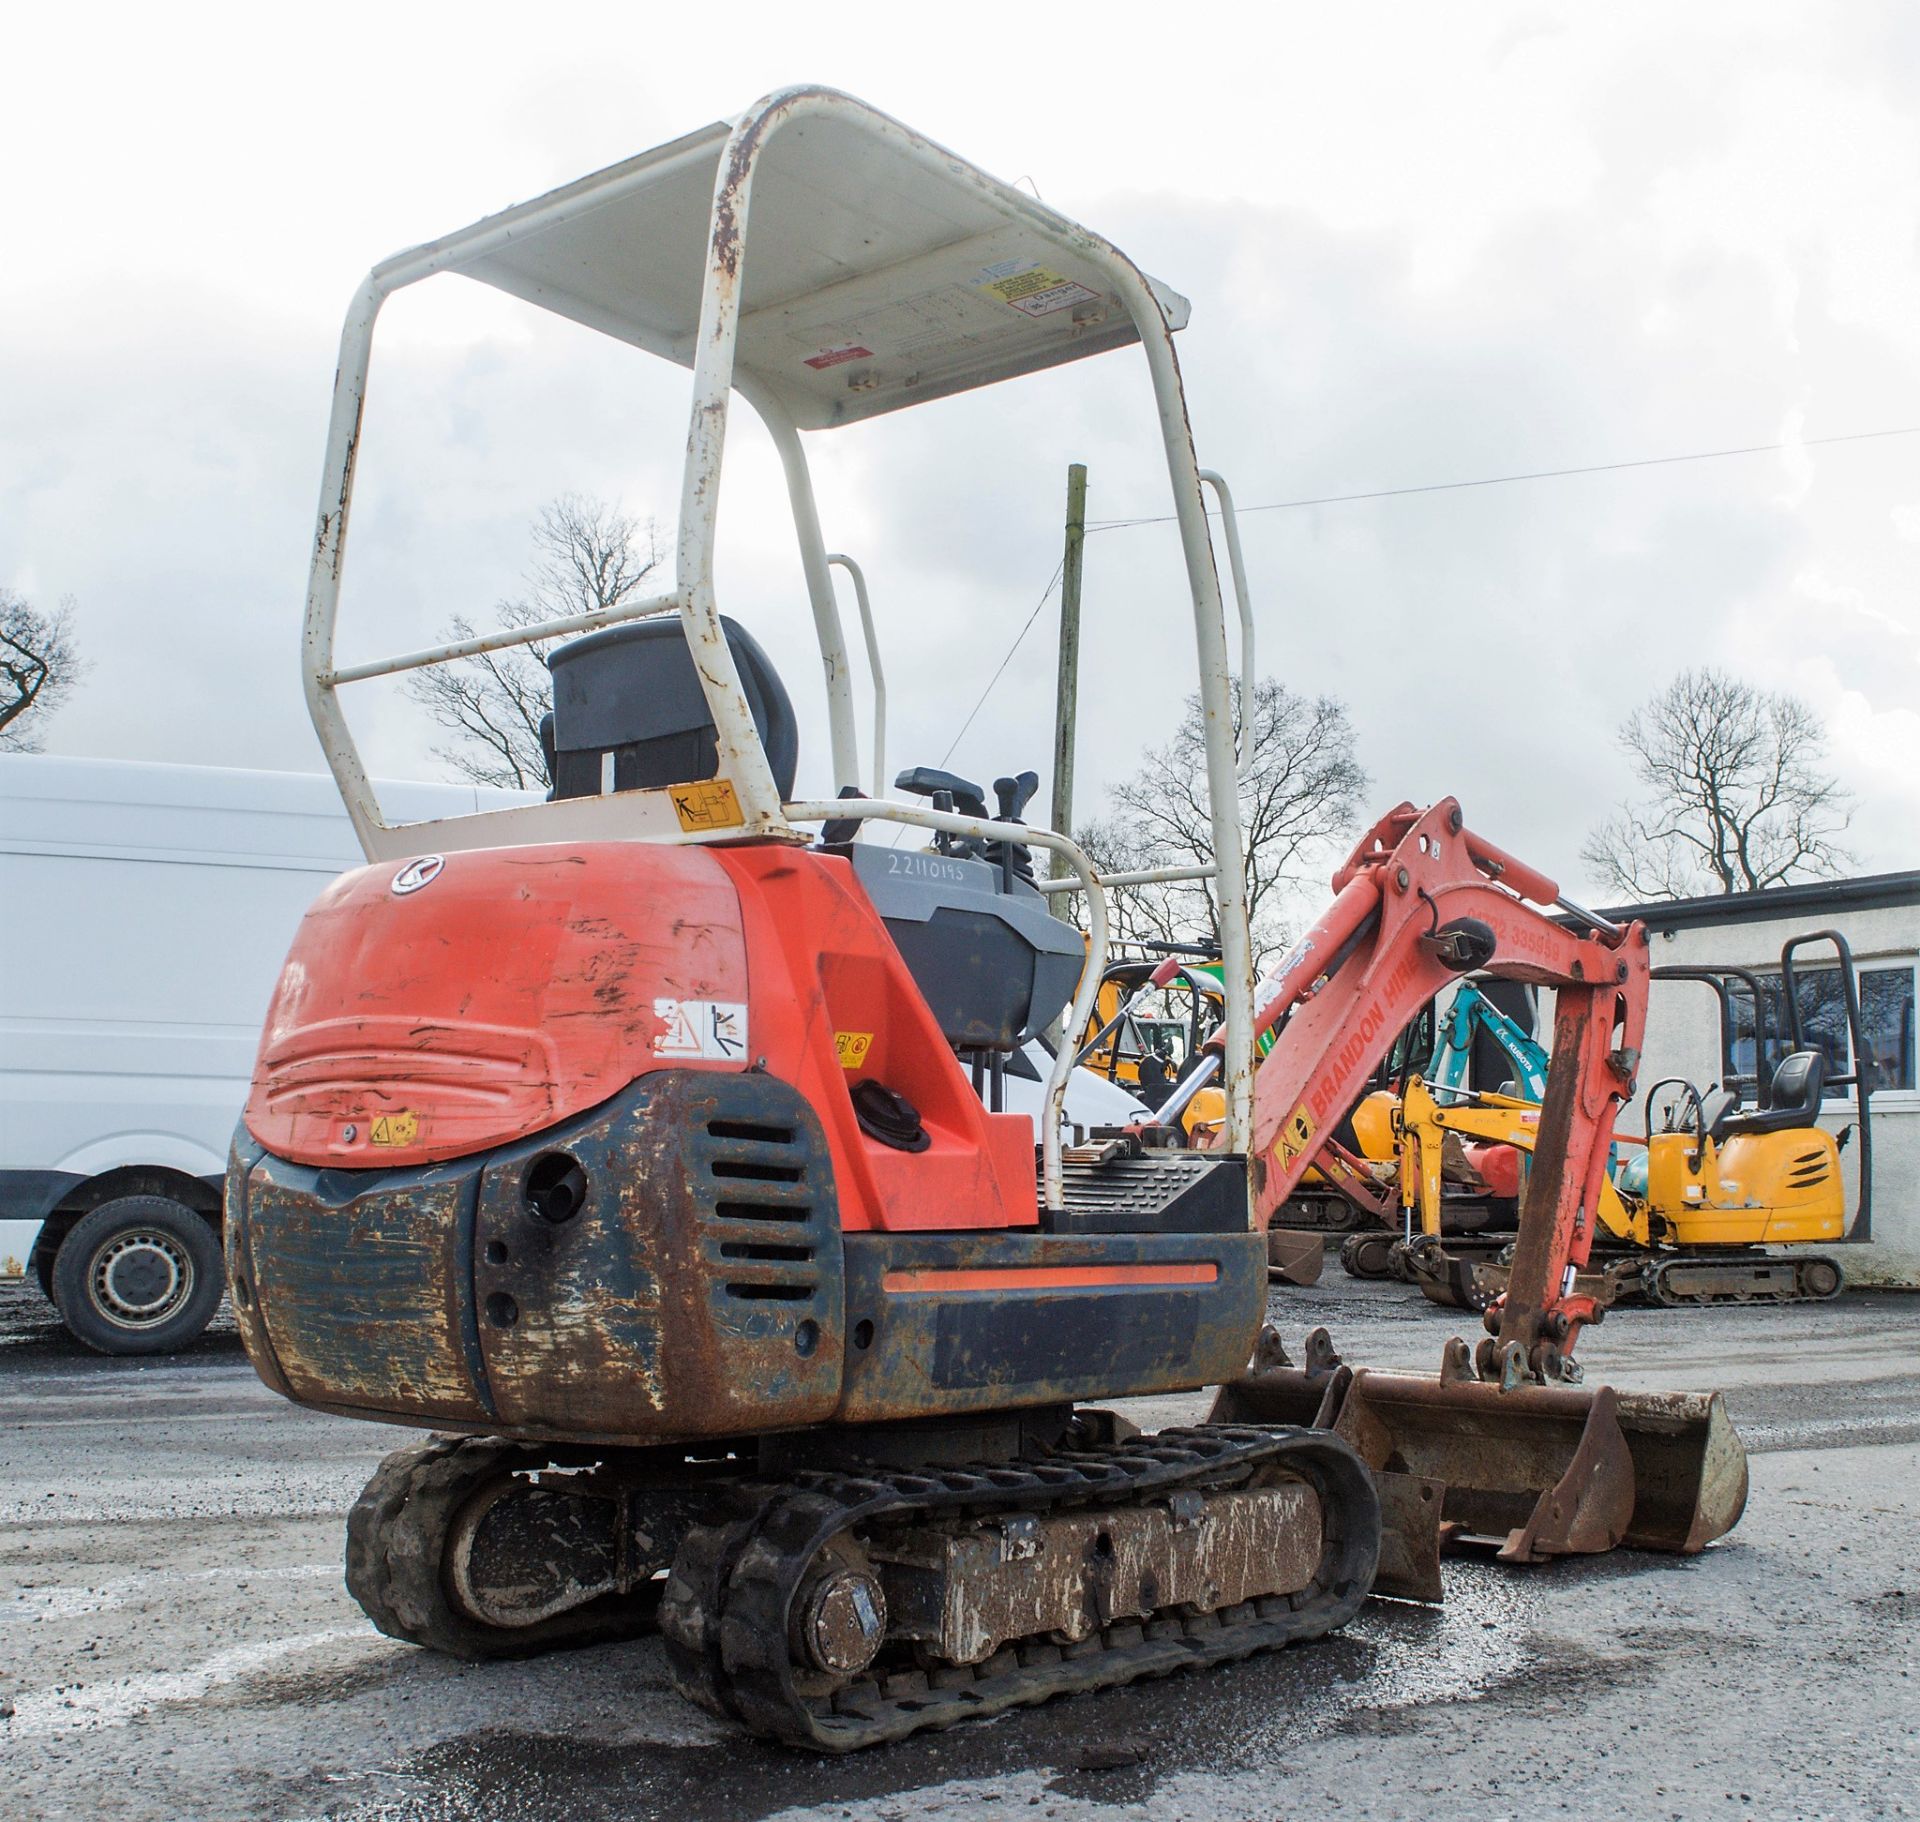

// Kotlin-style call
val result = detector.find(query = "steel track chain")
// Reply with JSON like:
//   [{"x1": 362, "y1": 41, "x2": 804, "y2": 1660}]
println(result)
[{"x1": 670, "y1": 1422, "x2": 1380, "y2": 1751}]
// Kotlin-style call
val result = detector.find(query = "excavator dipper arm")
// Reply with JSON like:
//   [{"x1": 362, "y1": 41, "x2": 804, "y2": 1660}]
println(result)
[
  {"x1": 1213, "y1": 803, "x2": 1742, "y2": 1579},
  {"x1": 1242, "y1": 800, "x2": 1648, "y2": 1375}
]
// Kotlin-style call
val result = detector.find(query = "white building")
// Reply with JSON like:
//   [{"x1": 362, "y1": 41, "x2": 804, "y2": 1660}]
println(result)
[{"x1": 1605, "y1": 871, "x2": 1919, "y2": 1288}]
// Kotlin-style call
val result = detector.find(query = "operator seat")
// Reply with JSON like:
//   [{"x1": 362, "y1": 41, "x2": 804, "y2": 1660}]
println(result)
[
  {"x1": 538, "y1": 616, "x2": 1082, "y2": 1054},
  {"x1": 1717, "y1": 1050, "x2": 1827, "y2": 1138},
  {"x1": 541, "y1": 614, "x2": 799, "y2": 801}
]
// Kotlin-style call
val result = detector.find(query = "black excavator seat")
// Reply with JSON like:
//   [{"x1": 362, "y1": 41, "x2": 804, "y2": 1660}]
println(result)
[
  {"x1": 541, "y1": 614, "x2": 800, "y2": 801},
  {"x1": 1718, "y1": 1049, "x2": 1828, "y2": 1139}
]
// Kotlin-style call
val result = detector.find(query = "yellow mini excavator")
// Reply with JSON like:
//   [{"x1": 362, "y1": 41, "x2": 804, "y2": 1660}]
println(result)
[{"x1": 1399, "y1": 931, "x2": 1871, "y2": 1310}]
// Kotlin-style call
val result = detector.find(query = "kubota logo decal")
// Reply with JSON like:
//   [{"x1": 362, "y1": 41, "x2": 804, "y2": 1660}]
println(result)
[{"x1": 391, "y1": 855, "x2": 445, "y2": 896}]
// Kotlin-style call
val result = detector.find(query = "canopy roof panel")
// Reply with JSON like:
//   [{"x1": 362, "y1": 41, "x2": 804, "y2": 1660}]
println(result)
[{"x1": 377, "y1": 106, "x2": 1190, "y2": 430}]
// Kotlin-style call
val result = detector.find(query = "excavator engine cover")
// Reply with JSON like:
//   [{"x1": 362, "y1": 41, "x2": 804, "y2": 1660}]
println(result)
[{"x1": 227, "y1": 840, "x2": 1271, "y2": 1445}]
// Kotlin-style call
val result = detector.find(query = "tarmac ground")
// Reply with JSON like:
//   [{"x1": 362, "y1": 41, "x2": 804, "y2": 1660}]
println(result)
[{"x1": 3, "y1": 1266, "x2": 1917, "y2": 1822}]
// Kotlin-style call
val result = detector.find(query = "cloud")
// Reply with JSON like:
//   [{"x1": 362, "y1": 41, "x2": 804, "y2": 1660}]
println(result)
[{"x1": 3, "y1": 2, "x2": 1917, "y2": 907}]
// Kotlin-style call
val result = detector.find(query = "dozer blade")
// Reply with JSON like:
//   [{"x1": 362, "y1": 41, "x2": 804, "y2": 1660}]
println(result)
[{"x1": 1211, "y1": 1332, "x2": 1748, "y2": 1599}]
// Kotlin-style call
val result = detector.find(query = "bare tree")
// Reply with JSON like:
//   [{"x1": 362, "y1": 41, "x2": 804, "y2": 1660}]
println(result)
[
  {"x1": 1581, "y1": 667, "x2": 1854, "y2": 899},
  {"x1": 406, "y1": 495, "x2": 662, "y2": 788},
  {"x1": 1073, "y1": 679, "x2": 1369, "y2": 968},
  {"x1": 0, "y1": 590, "x2": 84, "y2": 752}
]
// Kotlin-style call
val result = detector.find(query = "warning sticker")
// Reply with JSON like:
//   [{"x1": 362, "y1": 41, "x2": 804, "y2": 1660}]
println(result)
[
  {"x1": 369, "y1": 1111, "x2": 420, "y2": 1148},
  {"x1": 669, "y1": 779, "x2": 746, "y2": 832},
  {"x1": 654, "y1": 998, "x2": 749, "y2": 1061},
  {"x1": 834, "y1": 1031, "x2": 874, "y2": 1070},
  {"x1": 1276, "y1": 1103, "x2": 1318, "y2": 1170},
  {"x1": 804, "y1": 343, "x2": 874, "y2": 370},
  {"x1": 975, "y1": 259, "x2": 1100, "y2": 318}
]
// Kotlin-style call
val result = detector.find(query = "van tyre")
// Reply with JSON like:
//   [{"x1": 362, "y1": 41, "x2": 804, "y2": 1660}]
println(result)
[{"x1": 51, "y1": 1196, "x2": 223, "y2": 1355}]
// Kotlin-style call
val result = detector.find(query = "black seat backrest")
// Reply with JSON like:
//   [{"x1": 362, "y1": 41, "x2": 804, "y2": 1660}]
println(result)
[
  {"x1": 1717, "y1": 1049, "x2": 1827, "y2": 1140},
  {"x1": 541, "y1": 615, "x2": 798, "y2": 802},
  {"x1": 1768, "y1": 1049, "x2": 1826, "y2": 1121}
]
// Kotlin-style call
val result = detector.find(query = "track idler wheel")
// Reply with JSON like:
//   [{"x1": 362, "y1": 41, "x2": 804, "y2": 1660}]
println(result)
[
  {"x1": 1339, "y1": 1230, "x2": 1397, "y2": 1280},
  {"x1": 1801, "y1": 1257, "x2": 1843, "y2": 1299},
  {"x1": 346, "y1": 1436, "x2": 665, "y2": 1659}
]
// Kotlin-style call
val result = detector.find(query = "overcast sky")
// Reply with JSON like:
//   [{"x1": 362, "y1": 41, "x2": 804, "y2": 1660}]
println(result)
[{"x1": 5, "y1": 3, "x2": 1917, "y2": 907}]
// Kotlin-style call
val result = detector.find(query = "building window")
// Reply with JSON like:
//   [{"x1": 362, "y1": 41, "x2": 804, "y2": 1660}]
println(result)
[{"x1": 1730, "y1": 962, "x2": 1916, "y2": 1095}]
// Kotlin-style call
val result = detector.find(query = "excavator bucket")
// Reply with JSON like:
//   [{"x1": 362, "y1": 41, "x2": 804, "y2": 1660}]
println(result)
[
  {"x1": 1212, "y1": 1331, "x2": 1748, "y2": 1601},
  {"x1": 1267, "y1": 1228, "x2": 1326, "y2": 1286}
]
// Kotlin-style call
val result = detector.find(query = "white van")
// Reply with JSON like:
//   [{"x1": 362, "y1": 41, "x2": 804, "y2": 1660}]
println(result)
[
  {"x1": 1, "y1": 755, "x2": 1143, "y2": 1353},
  {"x1": 0, "y1": 755, "x2": 516, "y2": 1353}
]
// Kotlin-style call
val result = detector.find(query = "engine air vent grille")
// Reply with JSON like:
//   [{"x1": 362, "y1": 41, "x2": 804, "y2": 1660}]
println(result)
[{"x1": 697, "y1": 1109, "x2": 820, "y2": 1305}]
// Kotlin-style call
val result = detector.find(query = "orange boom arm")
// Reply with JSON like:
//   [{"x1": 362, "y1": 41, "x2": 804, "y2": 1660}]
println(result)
[{"x1": 1239, "y1": 800, "x2": 1648, "y2": 1378}]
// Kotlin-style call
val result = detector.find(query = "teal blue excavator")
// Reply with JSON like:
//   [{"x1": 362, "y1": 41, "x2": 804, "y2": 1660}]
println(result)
[
  {"x1": 1336, "y1": 981, "x2": 1549, "y2": 1281},
  {"x1": 1430, "y1": 980, "x2": 1548, "y2": 1100}
]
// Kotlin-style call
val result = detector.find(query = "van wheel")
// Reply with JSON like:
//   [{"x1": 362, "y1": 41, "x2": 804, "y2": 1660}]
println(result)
[{"x1": 51, "y1": 1197, "x2": 224, "y2": 1355}]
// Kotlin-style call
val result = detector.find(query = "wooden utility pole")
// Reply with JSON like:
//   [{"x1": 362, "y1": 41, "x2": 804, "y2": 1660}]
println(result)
[{"x1": 1050, "y1": 462, "x2": 1088, "y2": 874}]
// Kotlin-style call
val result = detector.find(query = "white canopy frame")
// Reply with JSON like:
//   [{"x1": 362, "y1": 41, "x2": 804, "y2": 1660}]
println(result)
[
  {"x1": 826, "y1": 552, "x2": 886, "y2": 797},
  {"x1": 299, "y1": 85, "x2": 1258, "y2": 1193}
]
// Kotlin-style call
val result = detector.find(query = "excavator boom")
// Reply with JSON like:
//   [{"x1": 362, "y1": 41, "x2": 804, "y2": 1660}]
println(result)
[
  {"x1": 1212, "y1": 801, "x2": 1745, "y2": 1583},
  {"x1": 1236, "y1": 799, "x2": 1646, "y2": 1376}
]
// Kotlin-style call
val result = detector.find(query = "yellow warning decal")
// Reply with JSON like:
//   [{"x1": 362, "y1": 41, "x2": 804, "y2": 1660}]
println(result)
[
  {"x1": 834, "y1": 1031, "x2": 874, "y2": 1070},
  {"x1": 975, "y1": 259, "x2": 1100, "y2": 318},
  {"x1": 669, "y1": 778, "x2": 745, "y2": 832},
  {"x1": 1276, "y1": 1103, "x2": 1317, "y2": 1170},
  {"x1": 369, "y1": 1111, "x2": 420, "y2": 1148}
]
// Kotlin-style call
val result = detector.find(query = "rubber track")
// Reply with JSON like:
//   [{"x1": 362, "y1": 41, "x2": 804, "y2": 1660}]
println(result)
[
  {"x1": 1648, "y1": 1253, "x2": 1844, "y2": 1307},
  {"x1": 346, "y1": 1435, "x2": 662, "y2": 1659},
  {"x1": 1338, "y1": 1232, "x2": 1398, "y2": 1281},
  {"x1": 664, "y1": 1423, "x2": 1379, "y2": 1751}
]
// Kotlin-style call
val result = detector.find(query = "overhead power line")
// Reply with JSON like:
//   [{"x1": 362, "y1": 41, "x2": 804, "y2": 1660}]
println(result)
[
  {"x1": 938, "y1": 559, "x2": 1064, "y2": 767},
  {"x1": 939, "y1": 419, "x2": 1920, "y2": 765},
  {"x1": 1085, "y1": 422, "x2": 1920, "y2": 531}
]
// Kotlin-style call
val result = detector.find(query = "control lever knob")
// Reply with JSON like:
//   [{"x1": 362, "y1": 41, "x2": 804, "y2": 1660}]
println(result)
[{"x1": 992, "y1": 769, "x2": 1040, "y2": 822}]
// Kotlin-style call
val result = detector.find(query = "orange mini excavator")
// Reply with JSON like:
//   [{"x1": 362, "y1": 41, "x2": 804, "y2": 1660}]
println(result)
[{"x1": 226, "y1": 89, "x2": 1745, "y2": 1749}]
